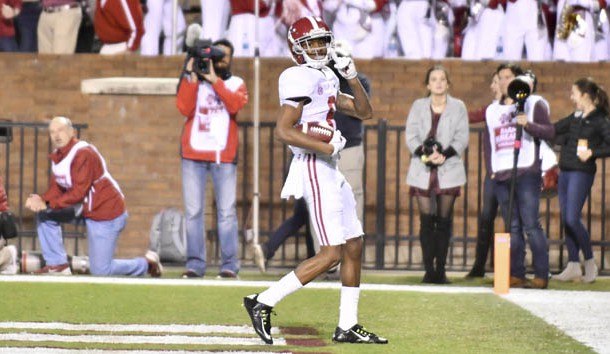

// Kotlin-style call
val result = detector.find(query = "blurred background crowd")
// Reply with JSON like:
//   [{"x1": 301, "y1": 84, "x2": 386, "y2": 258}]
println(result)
[{"x1": 1, "y1": 0, "x2": 609, "y2": 62}]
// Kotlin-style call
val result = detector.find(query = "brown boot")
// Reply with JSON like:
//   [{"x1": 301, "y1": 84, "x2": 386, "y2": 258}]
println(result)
[
  {"x1": 509, "y1": 276, "x2": 528, "y2": 288},
  {"x1": 527, "y1": 278, "x2": 548, "y2": 289}
]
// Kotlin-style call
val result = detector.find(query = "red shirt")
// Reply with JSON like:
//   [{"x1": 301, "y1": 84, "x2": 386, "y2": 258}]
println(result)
[
  {"x1": 0, "y1": 175, "x2": 8, "y2": 212},
  {"x1": 0, "y1": 0, "x2": 22, "y2": 37},
  {"x1": 176, "y1": 75, "x2": 248, "y2": 163},
  {"x1": 230, "y1": 0, "x2": 272, "y2": 16},
  {"x1": 42, "y1": 138, "x2": 125, "y2": 221},
  {"x1": 94, "y1": 0, "x2": 144, "y2": 51}
]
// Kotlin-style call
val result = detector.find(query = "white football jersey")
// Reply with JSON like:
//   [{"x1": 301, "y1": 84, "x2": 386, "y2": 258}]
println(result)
[{"x1": 278, "y1": 65, "x2": 340, "y2": 128}]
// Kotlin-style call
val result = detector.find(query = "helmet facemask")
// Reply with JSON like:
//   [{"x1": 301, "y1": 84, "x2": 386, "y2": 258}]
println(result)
[{"x1": 291, "y1": 32, "x2": 334, "y2": 69}]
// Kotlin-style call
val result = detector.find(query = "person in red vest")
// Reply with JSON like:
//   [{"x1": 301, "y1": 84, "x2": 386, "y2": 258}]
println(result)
[
  {"x1": 176, "y1": 38, "x2": 248, "y2": 279},
  {"x1": 25, "y1": 116, "x2": 162, "y2": 276}
]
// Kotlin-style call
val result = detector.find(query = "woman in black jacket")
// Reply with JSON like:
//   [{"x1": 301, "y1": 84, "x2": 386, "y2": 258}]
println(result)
[{"x1": 554, "y1": 77, "x2": 610, "y2": 283}]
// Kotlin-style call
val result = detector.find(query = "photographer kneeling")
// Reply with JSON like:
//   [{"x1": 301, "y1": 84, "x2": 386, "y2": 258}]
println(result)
[{"x1": 176, "y1": 38, "x2": 248, "y2": 279}]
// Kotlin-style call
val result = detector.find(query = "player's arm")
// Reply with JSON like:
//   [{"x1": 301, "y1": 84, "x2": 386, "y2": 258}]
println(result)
[
  {"x1": 332, "y1": 52, "x2": 373, "y2": 120},
  {"x1": 335, "y1": 79, "x2": 373, "y2": 121},
  {"x1": 275, "y1": 101, "x2": 335, "y2": 155}
]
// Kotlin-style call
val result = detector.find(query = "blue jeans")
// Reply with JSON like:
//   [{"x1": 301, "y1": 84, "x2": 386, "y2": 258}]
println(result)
[
  {"x1": 472, "y1": 175, "x2": 500, "y2": 268},
  {"x1": 558, "y1": 170, "x2": 595, "y2": 262},
  {"x1": 181, "y1": 159, "x2": 239, "y2": 276},
  {"x1": 494, "y1": 172, "x2": 549, "y2": 279},
  {"x1": 14, "y1": 1, "x2": 42, "y2": 52},
  {"x1": 0, "y1": 37, "x2": 18, "y2": 52},
  {"x1": 37, "y1": 211, "x2": 147, "y2": 275}
]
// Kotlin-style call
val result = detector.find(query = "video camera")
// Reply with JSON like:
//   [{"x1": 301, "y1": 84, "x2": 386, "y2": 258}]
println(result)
[
  {"x1": 187, "y1": 39, "x2": 226, "y2": 76},
  {"x1": 508, "y1": 77, "x2": 531, "y2": 114}
]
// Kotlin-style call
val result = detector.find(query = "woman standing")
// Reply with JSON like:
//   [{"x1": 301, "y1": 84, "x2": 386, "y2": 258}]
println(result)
[
  {"x1": 554, "y1": 77, "x2": 610, "y2": 283},
  {"x1": 406, "y1": 65, "x2": 469, "y2": 284}
]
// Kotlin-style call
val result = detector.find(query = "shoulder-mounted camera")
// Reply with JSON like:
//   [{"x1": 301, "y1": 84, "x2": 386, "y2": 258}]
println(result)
[{"x1": 187, "y1": 39, "x2": 226, "y2": 76}]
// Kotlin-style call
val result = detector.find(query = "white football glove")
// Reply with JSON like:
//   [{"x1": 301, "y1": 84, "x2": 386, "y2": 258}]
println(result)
[
  {"x1": 331, "y1": 50, "x2": 358, "y2": 80},
  {"x1": 329, "y1": 129, "x2": 347, "y2": 157}
]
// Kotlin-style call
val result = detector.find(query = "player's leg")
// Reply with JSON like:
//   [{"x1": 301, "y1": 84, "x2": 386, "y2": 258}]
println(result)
[{"x1": 333, "y1": 182, "x2": 387, "y2": 344}]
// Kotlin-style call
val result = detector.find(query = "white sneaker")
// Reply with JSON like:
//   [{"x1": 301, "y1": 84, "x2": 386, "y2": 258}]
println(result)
[
  {"x1": 583, "y1": 258, "x2": 598, "y2": 283},
  {"x1": 251, "y1": 243, "x2": 266, "y2": 273},
  {"x1": 0, "y1": 245, "x2": 18, "y2": 275},
  {"x1": 554, "y1": 261, "x2": 582, "y2": 282},
  {"x1": 145, "y1": 250, "x2": 163, "y2": 277}
]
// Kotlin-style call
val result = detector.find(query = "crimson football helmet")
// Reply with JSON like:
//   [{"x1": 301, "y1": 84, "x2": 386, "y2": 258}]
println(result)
[{"x1": 287, "y1": 16, "x2": 334, "y2": 69}]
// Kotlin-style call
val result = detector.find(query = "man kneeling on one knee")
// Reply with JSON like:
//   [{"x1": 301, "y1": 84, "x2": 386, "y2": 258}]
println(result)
[{"x1": 25, "y1": 116, "x2": 162, "y2": 276}]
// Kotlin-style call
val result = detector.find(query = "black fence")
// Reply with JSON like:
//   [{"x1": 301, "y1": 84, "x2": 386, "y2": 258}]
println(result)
[
  {"x1": 2, "y1": 120, "x2": 608, "y2": 275},
  {"x1": 237, "y1": 120, "x2": 609, "y2": 275}
]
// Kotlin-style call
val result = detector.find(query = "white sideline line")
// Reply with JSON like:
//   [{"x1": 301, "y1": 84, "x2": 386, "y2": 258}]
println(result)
[
  {"x1": 0, "y1": 332, "x2": 286, "y2": 346},
  {"x1": 0, "y1": 275, "x2": 492, "y2": 293},
  {"x1": 0, "y1": 322, "x2": 280, "y2": 335},
  {"x1": 0, "y1": 349, "x2": 285, "y2": 354},
  {"x1": 504, "y1": 289, "x2": 610, "y2": 354}
]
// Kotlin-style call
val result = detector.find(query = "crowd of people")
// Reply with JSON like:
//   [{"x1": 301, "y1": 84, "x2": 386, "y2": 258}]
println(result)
[{"x1": 1, "y1": 0, "x2": 610, "y2": 61}]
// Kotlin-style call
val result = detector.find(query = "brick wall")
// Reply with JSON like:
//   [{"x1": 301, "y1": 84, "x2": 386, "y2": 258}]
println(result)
[{"x1": 1, "y1": 53, "x2": 609, "y2": 263}]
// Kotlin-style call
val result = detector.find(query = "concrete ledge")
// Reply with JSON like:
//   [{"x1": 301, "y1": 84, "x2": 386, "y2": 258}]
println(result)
[{"x1": 81, "y1": 77, "x2": 180, "y2": 96}]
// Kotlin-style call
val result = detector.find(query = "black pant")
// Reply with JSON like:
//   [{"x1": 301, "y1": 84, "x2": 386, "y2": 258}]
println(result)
[{"x1": 264, "y1": 198, "x2": 314, "y2": 260}]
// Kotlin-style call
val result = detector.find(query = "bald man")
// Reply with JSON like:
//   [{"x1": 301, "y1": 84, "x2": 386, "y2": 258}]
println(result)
[{"x1": 25, "y1": 117, "x2": 162, "y2": 276}]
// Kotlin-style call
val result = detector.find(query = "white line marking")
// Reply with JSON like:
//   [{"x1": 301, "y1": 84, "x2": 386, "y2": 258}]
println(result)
[
  {"x1": 503, "y1": 289, "x2": 610, "y2": 354},
  {"x1": 0, "y1": 274, "x2": 491, "y2": 293},
  {"x1": 0, "y1": 322, "x2": 280, "y2": 335},
  {"x1": 0, "y1": 348, "x2": 286, "y2": 354},
  {"x1": 0, "y1": 332, "x2": 286, "y2": 346}
]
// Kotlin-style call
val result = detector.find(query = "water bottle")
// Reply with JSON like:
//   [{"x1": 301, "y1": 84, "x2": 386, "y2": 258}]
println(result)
[
  {"x1": 495, "y1": 35, "x2": 504, "y2": 59},
  {"x1": 387, "y1": 35, "x2": 398, "y2": 58},
  {"x1": 242, "y1": 33, "x2": 250, "y2": 56}
]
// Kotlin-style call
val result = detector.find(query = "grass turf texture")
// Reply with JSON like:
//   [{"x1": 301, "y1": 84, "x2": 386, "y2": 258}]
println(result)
[{"x1": 0, "y1": 277, "x2": 597, "y2": 353}]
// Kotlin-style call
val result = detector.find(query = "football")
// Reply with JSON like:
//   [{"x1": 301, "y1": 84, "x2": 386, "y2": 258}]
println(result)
[{"x1": 296, "y1": 122, "x2": 334, "y2": 143}]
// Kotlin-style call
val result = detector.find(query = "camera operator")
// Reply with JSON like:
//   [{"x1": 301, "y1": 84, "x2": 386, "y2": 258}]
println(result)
[
  {"x1": 485, "y1": 63, "x2": 554, "y2": 289},
  {"x1": 176, "y1": 38, "x2": 248, "y2": 279}
]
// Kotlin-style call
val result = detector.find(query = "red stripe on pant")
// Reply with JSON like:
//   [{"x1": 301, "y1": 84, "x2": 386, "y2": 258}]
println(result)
[{"x1": 307, "y1": 154, "x2": 329, "y2": 246}]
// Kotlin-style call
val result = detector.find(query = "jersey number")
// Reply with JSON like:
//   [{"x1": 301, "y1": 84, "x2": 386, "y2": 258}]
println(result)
[{"x1": 326, "y1": 96, "x2": 336, "y2": 125}]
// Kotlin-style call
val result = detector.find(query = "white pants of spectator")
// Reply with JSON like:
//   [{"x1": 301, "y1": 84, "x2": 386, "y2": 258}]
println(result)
[
  {"x1": 37, "y1": 7, "x2": 82, "y2": 54},
  {"x1": 100, "y1": 42, "x2": 128, "y2": 55},
  {"x1": 201, "y1": 0, "x2": 230, "y2": 40},
  {"x1": 227, "y1": 13, "x2": 279, "y2": 57},
  {"x1": 396, "y1": 0, "x2": 448, "y2": 59},
  {"x1": 502, "y1": 0, "x2": 549, "y2": 61},
  {"x1": 594, "y1": 26, "x2": 609, "y2": 61},
  {"x1": 141, "y1": 0, "x2": 186, "y2": 56},
  {"x1": 462, "y1": 7, "x2": 504, "y2": 60},
  {"x1": 332, "y1": 5, "x2": 379, "y2": 59}
]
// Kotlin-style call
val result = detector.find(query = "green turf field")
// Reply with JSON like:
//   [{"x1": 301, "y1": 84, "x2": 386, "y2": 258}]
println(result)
[{"x1": 0, "y1": 270, "x2": 605, "y2": 353}]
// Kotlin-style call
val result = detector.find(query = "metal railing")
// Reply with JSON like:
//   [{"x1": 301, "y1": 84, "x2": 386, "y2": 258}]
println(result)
[
  {"x1": 235, "y1": 120, "x2": 609, "y2": 274},
  {"x1": 2, "y1": 120, "x2": 607, "y2": 274}
]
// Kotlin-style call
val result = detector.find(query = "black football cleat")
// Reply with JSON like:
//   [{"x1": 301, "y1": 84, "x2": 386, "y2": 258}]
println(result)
[
  {"x1": 332, "y1": 324, "x2": 388, "y2": 344},
  {"x1": 243, "y1": 294, "x2": 274, "y2": 344}
]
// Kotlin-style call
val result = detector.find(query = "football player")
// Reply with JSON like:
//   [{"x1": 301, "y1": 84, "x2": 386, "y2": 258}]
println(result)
[{"x1": 243, "y1": 16, "x2": 388, "y2": 345}]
